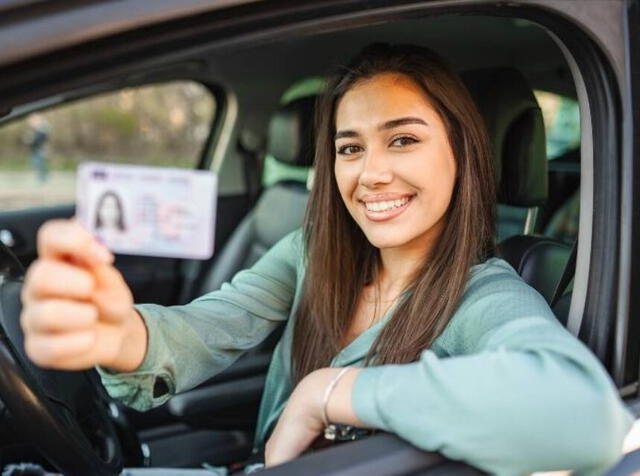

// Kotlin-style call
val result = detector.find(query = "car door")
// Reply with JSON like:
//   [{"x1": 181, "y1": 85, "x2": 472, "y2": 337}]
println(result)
[{"x1": 606, "y1": 0, "x2": 640, "y2": 472}]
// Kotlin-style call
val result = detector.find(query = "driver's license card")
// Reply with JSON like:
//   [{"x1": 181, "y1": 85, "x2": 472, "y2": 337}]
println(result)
[{"x1": 76, "y1": 162, "x2": 217, "y2": 259}]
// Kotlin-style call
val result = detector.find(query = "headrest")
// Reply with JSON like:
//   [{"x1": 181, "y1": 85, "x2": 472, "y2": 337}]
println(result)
[
  {"x1": 266, "y1": 95, "x2": 316, "y2": 167},
  {"x1": 463, "y1": 68, "x2": 548, "y2": 207}
]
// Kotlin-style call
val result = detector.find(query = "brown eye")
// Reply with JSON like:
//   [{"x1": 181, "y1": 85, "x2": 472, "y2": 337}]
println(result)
[
  {"x1": 337, "y1": 144, "x2": 363, "y2": 155},
  {"x1": 390, "y1": 136, "x2": 419, "y2": 148}
]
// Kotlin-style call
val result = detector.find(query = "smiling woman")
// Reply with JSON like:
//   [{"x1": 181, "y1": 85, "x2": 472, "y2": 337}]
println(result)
[
  {"x1": 18, "y1": 43, "x2": 633, "y2": 476},
  {"x1": 293, "y1": 44, "x2": 493, "y2": 382}
]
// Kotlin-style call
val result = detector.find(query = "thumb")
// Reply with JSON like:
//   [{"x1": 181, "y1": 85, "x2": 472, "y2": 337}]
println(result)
[
  {"x1": 39, "y1": 218, "x2": 114, "y2": 268},
  {"x1": 91, "y1": 263, "x2": 133, "y2": 324}
]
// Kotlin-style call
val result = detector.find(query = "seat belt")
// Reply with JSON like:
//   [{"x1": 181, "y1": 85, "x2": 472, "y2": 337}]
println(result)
[{"x1": 550, "y1": 238, "x2": 578, "y2": 309}]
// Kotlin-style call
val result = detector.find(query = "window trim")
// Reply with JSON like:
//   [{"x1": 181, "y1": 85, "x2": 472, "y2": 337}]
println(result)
[
  {"x1": 527, "y1": 6, "x2": 624, "y2": 383},
  {"x1": 618, "y1": 0, "x2": 640, "y2": 395}
]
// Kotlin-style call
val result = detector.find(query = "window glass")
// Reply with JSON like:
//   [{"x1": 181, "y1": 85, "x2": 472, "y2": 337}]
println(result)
[
  {"x1": 533, "y1": 90, "x2": 580, "y2": 159},
  {"x1": 0, "y1": 81, "x2": 215, "y2": 210}
]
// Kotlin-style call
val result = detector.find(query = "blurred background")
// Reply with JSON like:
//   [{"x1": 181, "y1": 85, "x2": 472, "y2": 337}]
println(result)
[{"x1": 0, "y1": 81, "x2": 214, "y2": 209}]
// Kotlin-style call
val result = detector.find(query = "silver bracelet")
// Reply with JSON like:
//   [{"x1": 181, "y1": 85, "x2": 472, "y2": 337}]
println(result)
[{"x1": 322, "y1": 367, "x2": 352, "y2": 427}]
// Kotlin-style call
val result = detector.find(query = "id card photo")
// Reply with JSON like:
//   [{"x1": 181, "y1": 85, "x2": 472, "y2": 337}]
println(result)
[{"x1": 76, "y1": 162, "x2": 217, "y2": 260}]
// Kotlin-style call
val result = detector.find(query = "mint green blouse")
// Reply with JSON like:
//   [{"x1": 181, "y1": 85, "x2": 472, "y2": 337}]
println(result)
[{"x1": 99, "y1": 229, "x2": 633, "y2": 476}]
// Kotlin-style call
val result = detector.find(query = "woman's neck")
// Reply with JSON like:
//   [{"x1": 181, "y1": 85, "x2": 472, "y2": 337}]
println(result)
[
  {"x1": 375, "y1": 217, "x2": 444, "y2": 295},
  {"x1": 377, "y1": 245, "x2": 426, "y2": 297}
]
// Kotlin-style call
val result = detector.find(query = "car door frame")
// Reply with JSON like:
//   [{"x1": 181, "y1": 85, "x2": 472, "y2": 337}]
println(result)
[{"x1": 0, "y1": 0, "x2": 638, "y2": 474}]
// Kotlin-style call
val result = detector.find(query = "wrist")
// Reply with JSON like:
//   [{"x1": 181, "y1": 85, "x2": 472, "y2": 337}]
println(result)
[
  {"x1": 106, "y1": 308, "x2": 148, "y2": 372},
  {"x1": 325, "y1": 367, "x2": 366, "y2": 429},
  {"x1": 297, "y1": 369, "x2": 333, "y2": 415},
  {"x1": 322, "y1": 367, "x2": 352, "y2": 426},
  {"x1": 296, "y1": 368, "x2": 363, "y2": 427}
]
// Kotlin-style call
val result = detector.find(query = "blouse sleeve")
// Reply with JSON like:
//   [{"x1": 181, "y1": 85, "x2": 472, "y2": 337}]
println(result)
[
  {"x1": 97, "y1": 229, "x2": 302, "y2": 411},
  {"x1": 351, "y1": 262, "x2": 634, "y2": 476}
]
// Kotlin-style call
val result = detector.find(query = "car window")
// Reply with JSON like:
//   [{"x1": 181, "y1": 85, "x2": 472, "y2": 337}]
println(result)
[
  {"x1": 533, "y1": 90, "x2": 580, "y2": 159},
  {"x1": 0, "y1": 81, "x2": 215, "y2": 211}
]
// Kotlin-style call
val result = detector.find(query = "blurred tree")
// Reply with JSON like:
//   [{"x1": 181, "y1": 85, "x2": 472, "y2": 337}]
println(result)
[{"x1": 0, "y1": 81, "x2": 215, "y2": 170}]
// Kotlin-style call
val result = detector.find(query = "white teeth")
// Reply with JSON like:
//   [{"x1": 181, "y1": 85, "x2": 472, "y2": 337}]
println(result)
[{"x1": 365, "y1": 196, "x2": 410, "y2": 212}]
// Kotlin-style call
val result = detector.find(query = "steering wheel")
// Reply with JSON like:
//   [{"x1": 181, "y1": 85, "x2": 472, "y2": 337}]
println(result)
[{"x1": 0, "y1": 243, "x2": 126, "y2": 476}]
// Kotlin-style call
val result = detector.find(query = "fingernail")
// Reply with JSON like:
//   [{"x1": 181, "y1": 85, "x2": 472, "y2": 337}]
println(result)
[{"x1": 91, "y1": 243, "x2": 114, "y2": 264}]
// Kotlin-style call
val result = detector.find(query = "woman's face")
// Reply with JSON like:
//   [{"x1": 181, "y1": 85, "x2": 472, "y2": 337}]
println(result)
[
  {"x1": 98, "y1": 195, "x2": 121, "y2": 229},
  {"x1": 334, "y1": 72, "x2": 457, "y2": 253}
]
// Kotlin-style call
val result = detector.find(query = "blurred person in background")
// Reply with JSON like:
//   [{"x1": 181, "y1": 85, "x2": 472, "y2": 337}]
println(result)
[{"x1": 27, "y1": 114, "x2": 50, "y2": 183}]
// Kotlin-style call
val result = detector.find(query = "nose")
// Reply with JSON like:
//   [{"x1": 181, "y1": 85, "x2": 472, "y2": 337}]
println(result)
[{"x1": 358, "y1": 149, "x2": 393, "y2": 188}]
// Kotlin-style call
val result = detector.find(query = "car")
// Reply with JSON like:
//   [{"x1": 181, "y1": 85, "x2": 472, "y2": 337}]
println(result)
[{"x1": 0, "y1": 0, "x2": 638, "y2": 475}]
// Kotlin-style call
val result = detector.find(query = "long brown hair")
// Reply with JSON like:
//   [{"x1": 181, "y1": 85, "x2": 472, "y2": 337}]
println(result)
[{"x1": 292, "y1": 43, "x2": 496, "y2": 383}]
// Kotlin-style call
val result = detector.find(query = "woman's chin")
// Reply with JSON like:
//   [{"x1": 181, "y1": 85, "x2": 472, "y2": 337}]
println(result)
[{"x1": 363, "y1": 230, "x2": 414, "y2": 250}]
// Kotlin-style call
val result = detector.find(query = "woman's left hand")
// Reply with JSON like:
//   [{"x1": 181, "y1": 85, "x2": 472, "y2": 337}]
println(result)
[{"x1": 265, "y1": 367, "x2": 364, "y2": 467}]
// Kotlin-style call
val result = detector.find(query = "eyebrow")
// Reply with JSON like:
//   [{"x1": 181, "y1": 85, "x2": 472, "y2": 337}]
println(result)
[{"x1": 334, "y1": 116, "x2": 429, "y2": 141}]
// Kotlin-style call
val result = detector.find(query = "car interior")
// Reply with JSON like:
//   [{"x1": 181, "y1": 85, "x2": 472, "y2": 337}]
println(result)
[{"x1": 0, "y1": 4, "x2": 634, "y2": 475}]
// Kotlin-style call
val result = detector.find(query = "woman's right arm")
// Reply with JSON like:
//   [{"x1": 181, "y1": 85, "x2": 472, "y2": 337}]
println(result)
[{"x1": 21, "y1": 219, "x2": 301, "y2": 410}]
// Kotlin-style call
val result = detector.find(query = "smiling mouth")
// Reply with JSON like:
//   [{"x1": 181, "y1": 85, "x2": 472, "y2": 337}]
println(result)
[
  {"x1": 363, "y1": 196, "x2": 411, "y2": 212},
  {"x1": 360, "y1": 195, "x2": 415, "y2": 221}
]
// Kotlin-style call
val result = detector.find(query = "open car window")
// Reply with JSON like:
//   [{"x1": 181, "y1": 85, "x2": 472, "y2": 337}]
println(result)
[
  {"x1": 0, "y1": 81, "x2": 215, "y2": 211},
  {"x1": 534, "y1": 90, "x2": 580, "y2": 160}
]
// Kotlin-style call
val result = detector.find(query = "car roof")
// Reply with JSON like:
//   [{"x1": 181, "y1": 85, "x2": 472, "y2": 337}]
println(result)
[
  {"x1": 0, "y1": 3, "x2": 573, "y2": 102},
  {"x1": 208, "y1": 15, "x2": 574, "y2": 101}
]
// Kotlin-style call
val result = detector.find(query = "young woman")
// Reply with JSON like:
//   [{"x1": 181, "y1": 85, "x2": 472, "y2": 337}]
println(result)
[{"x1": 20, "y1": 44, "x2": 633, "y2": 475}]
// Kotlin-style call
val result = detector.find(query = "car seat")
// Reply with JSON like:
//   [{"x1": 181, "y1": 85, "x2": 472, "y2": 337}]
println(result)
[
  {"x1": 196, "y1": 95, "x2": 315, "y2": 295},
  {"x1": 462, "y1": 68, "x2": 548, "y2": 227},
  {"x1": 463, "y1": 68, "x2": 574, "y2": 326}
]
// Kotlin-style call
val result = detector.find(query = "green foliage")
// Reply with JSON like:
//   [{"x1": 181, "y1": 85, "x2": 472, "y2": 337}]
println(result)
[{"x1": 94, "y1": 107, "x2": 137, "y2": 137}]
